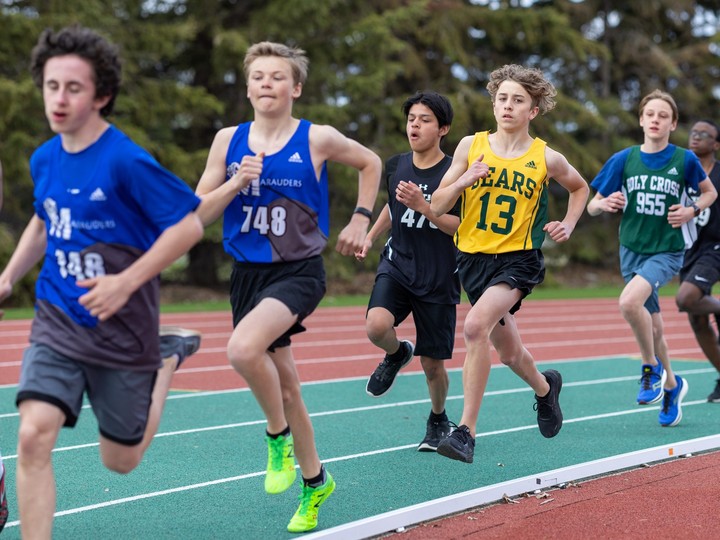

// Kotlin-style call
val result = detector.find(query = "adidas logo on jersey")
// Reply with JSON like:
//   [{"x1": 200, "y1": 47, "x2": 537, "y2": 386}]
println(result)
[
  {"x1": 226, "y1": 161, "x2": 240, "y2": 179},
  {"x1": 288, "y1": 152, "x2": 303, "y2": 163},
  {"x1": 90, "y1": 188, "x2": 107, "y2": 201},
  {"x1": 525, "y1": 160, "x2": 537, "y2": 169},
  {"x1": 667, "y1": 167, "x2": 679, "y2": 175}
]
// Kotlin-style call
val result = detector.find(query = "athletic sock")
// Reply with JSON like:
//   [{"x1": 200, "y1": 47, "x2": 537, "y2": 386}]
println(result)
[
  {"x1": 303, "y1": 465, "x2": 326, "y2": 488},
  {"x1": 429, "y1": 410, "x2": 448, "y2": 423},
  {"x1": 266, "y1": 425, "x2": 291, "y2": 439},
  {"x1": 387, "y1": 341, "x2": 408, "y2": 363}
]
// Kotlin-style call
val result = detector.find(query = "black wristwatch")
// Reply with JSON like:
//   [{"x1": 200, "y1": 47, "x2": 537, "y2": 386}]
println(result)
[
  {"x1": 353, "y1": 207, "x2": 373, "y2": 220},
  {"x1": 691, "y1": 203, "x2": 701, "y2": 217}
]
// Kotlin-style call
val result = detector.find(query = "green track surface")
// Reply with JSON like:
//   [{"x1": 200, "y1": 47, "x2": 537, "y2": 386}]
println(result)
[{"x1": 1, "y1": 356, "x2": 718, "y2": 538}]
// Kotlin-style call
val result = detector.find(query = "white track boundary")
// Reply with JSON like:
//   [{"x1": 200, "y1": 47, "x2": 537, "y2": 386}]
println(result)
[{"x1": 303, "y1": 434, "x2": 720, "y2": 540}]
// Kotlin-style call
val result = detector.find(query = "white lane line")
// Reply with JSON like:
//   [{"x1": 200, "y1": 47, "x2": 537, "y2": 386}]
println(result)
[
  {"x1": 1, "y1": 398, "x2": 714, "y2": 530},
  {"x1": 0, "y1": 366, "x2": 715, "y2": 419}
]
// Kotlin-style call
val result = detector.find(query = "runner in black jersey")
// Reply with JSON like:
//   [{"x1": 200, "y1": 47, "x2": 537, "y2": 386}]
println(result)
[
  {"x1": 0, "y1": 159, "x2": 7, "y2": 533},
  {"x1": 356, "y1": 92, "x2": 460, "y2": 451},
  {"x1": 676, "y1": 120, "x2": 720, "y2": 401}
]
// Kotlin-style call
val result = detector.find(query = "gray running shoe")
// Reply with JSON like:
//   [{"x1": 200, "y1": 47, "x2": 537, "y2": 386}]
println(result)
[{"x1": 159, "y1": 326, "x2": 201, "y2": 369}]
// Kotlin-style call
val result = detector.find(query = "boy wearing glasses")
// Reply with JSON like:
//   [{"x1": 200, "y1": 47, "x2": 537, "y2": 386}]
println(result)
[{"x1": 675, "y1": 120, "x2": 720, "y2": 401}]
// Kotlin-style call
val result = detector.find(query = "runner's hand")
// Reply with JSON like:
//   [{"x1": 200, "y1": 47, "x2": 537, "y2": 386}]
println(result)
[{"x1": 77, "y1": 274, "x2": 132, "y2": 321}]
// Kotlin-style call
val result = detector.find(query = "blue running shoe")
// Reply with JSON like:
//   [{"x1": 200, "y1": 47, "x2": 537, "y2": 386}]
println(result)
[
  {"x1": 637, "y1": 361, "x2": 666, "y2": 405},
  {"x1": 659, "y1": 376, "x2": 689, "y2": 427}
]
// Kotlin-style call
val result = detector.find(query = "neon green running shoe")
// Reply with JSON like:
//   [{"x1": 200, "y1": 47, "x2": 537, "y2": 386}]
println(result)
[
  {"x1": 264, "y1": 434, "x2": 296, "y2": 494},
  {"x1": 287, "y1": 473, "x2": 336, "y2": 533}
]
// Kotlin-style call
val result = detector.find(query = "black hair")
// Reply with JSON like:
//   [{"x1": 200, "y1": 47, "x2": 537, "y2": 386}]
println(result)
[
  {"x1": 402, "y1": 91, "x2": 454, "y2": 129},
  {"x1": 694, "y1": 119, "x2": 720, "y2": 142},
  {"x1": 30, "y1": 25, "x2": 121, "y2": 117}
]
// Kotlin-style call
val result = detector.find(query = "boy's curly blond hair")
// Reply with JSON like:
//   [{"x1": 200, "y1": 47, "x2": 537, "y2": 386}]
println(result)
[{"x1": 487, "y1": 64, "x2": 557, "y2": 115}]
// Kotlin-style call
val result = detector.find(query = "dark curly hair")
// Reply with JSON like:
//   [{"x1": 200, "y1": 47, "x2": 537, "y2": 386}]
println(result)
[{"x1": 30, "y1": 25, "x2": 121, "y2": 117}]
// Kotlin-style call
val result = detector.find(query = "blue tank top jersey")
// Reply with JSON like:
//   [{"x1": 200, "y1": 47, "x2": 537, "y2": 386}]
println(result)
[
  {"x1": 29, "y1": 126, "x2": 201, "y2": 370},
  {"x1": 223, "y1": 119, "x2": 329, "y2": 263}
]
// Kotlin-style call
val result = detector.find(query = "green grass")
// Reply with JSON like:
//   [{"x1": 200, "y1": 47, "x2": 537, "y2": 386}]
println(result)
[
  {"x1": 1, "y1": 307, "x2": 35, "y2": 320},
  {"x1": 531, "y1": 282, "x2": 680, "y2": 300},
  {"x1": 0, "y1": 284, "x2": 682, "y2": 320}
]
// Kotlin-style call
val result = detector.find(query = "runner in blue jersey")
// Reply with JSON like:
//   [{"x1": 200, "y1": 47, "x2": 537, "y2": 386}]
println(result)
[
  {"x1": 675, "y1": 120, "x2": 720, "y2": 401},
  {"x1": 0, "y1": 26, "x2": 204, "y2": 539},
  {"x1": 355, "y1": 92, "x2": 461, "y2": 451},
  {"x1": 195, "y1": 41, "x2": 381, "y2": 533},
  {"x1": 588, "y1": 90, "x2": 717, "y2": 427}
]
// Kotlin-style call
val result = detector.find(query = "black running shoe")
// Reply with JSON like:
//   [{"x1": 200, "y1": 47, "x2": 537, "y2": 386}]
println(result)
[
  {"x1": 708, "y1": 378, "x2": 720, "y2": 403},
  {"x1": 0, "y1": 465, "x2": 8, "y2": 533},
  {"x1": 534, "y1": 369, "x2": 563, "y2": 438},
  {"x1": 365, "y1": 340, "x2": 414, "y2": 397},
  {"x1": 437, "y1": 424, "x2": 475, "y2": 463},
  {"x1": 417, "y1": 417, "x2": 453, "y2": 452},
  {"x1": 159, "y1": 326, "x2": 202, "y2": 370}
]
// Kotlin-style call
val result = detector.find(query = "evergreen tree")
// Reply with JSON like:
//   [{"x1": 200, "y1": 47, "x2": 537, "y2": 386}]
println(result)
[{"x1": 0, "y1": 0, "x2": 718, "y2": 301}]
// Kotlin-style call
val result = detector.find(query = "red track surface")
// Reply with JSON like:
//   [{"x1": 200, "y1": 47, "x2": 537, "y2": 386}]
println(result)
[{"x1": 1, "y1": 297, "x2": 719, "y2": 538}]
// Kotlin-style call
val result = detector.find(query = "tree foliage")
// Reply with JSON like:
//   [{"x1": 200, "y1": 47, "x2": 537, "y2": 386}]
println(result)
[{"x1": 0, "y1": 0, "x2": 718, "y2": 303}]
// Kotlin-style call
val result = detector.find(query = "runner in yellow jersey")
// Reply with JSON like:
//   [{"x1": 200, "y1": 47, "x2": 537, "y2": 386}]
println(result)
[{"x1": 430, "y1": 64, "x2": 589, "y2": 464}]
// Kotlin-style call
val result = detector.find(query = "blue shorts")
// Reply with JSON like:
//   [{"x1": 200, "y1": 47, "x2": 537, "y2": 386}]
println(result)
[
  {"x1": 619, "y1": 246, "x2": 683, "y2": 314},
  {"x1": 16, "y1": 343, "x2": 156, "y2": 445}
]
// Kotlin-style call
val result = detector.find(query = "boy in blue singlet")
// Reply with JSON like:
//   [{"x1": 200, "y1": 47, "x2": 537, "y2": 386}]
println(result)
[
  {"x1": 588, "y1": 90, "x2": 717, "y2": 427},
  {"x1": 195, "y1": 42, "x2": 381, "y2": 532},
  {"x1": 0, "y1": 26, "x2": 205, "y2": 539},
  {"x1": 356, "y1": 92, "x2": 460, "y2": 452}
]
